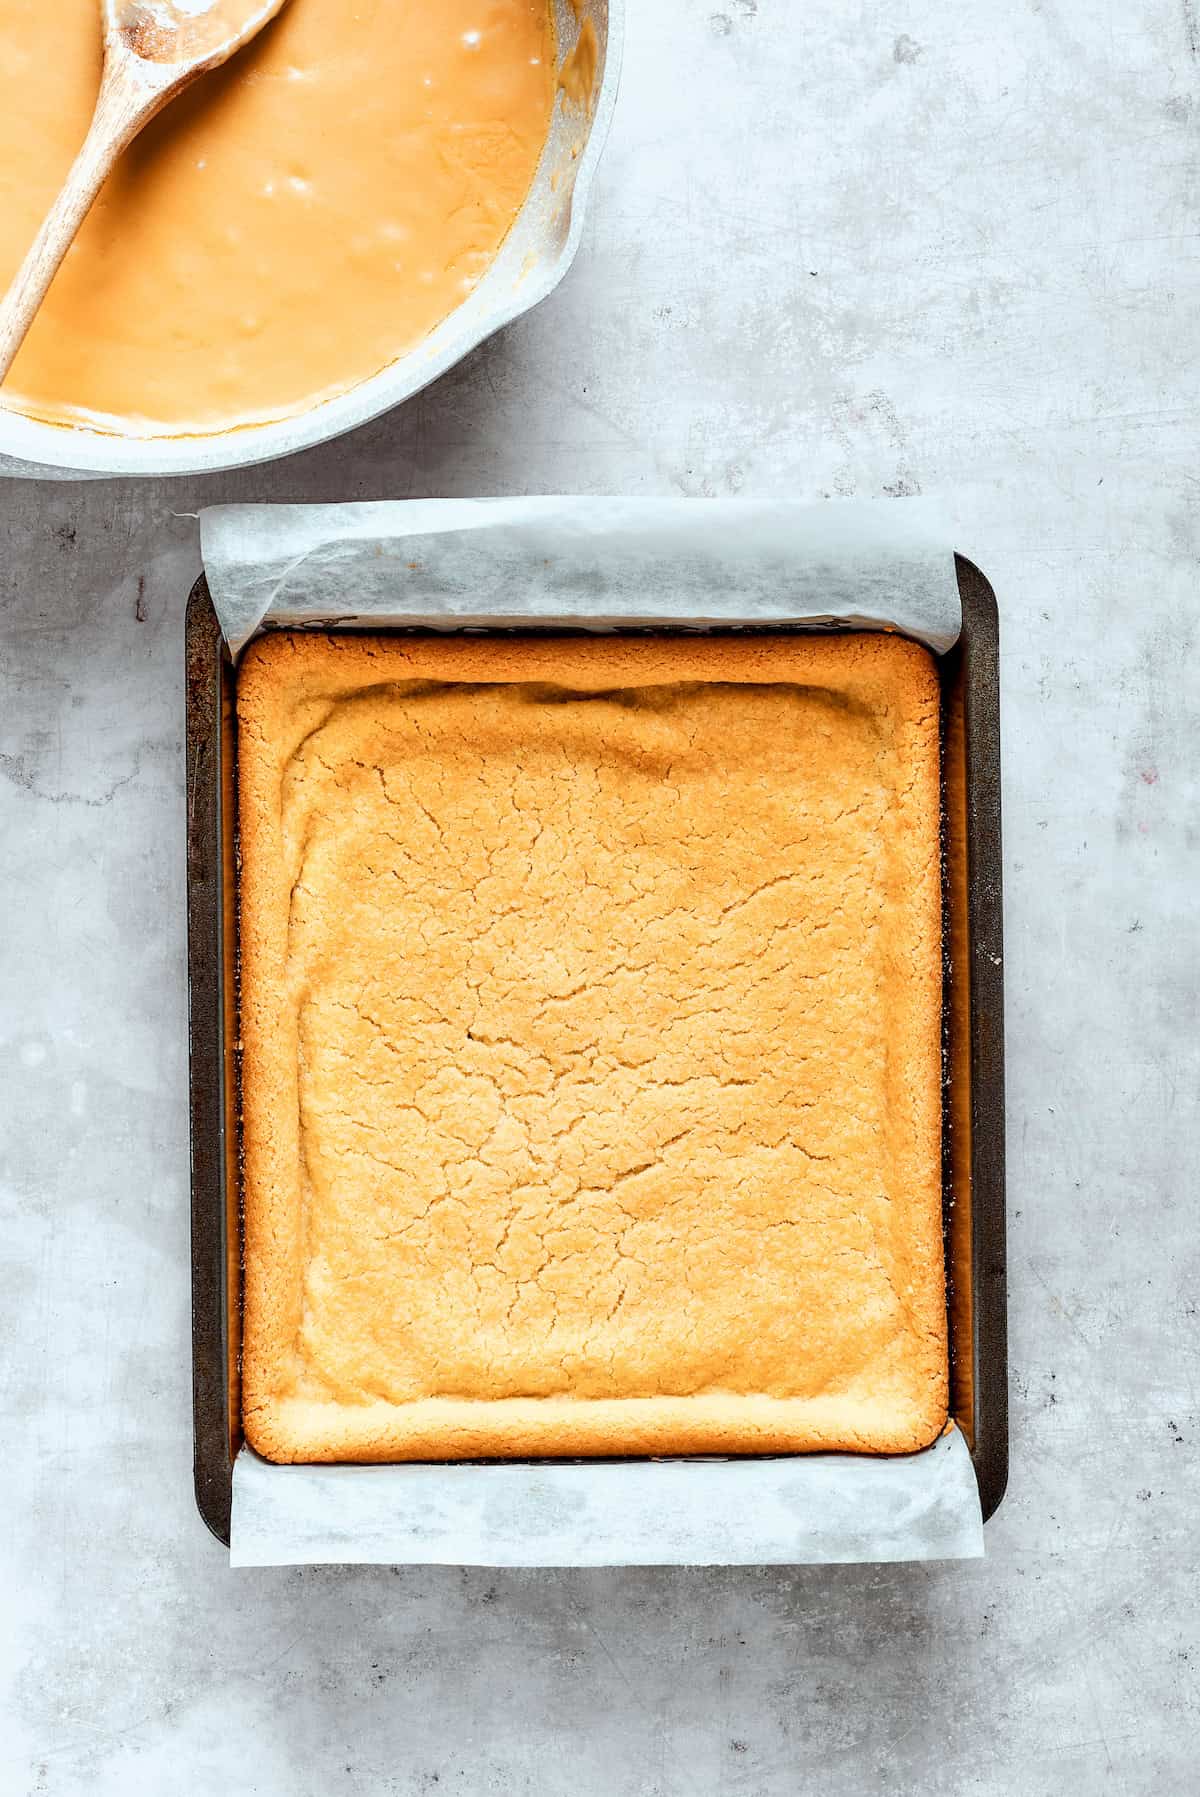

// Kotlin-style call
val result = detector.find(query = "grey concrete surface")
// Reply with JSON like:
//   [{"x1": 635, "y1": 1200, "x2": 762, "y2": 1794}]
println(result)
[{"x1": 2, "y1": 0, "x2": 1198, "y2": 1790}]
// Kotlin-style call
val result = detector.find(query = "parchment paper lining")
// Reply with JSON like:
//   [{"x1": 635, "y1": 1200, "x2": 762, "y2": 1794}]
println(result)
[{"x1": 201, "y1": 494, "x2": 980, "y2": 1568}]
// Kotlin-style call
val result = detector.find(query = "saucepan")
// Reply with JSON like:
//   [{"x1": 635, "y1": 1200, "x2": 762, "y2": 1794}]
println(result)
[{"x1": 0, "y1": 0, "x2": 620, "y2": 480}]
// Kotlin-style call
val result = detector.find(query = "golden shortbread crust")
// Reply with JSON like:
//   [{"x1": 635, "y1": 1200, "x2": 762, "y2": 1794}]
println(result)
[{"x1": 236, "y1": 631, "x2": 947, "y2": 1462}]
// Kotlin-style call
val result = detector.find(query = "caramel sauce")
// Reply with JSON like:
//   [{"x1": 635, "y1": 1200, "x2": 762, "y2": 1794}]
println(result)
[{"x1": 0, "y1": 0, "x2": 555, "y2": 433}]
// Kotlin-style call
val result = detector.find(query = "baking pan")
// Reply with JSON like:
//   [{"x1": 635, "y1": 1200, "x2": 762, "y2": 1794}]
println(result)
[{"x1": 185, "y1": 563, "x2": 1008, "y2": 1547}]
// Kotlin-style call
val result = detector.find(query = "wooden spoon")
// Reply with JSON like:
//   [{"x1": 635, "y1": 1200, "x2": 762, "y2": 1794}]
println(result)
[{"x1": 0, "y1": 0, "x2": 291, "y2": 388}]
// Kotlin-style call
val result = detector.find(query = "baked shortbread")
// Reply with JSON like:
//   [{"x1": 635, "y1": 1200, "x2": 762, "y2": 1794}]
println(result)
[{"x1": 236, "y1": 631, "x2": 947, "y2": 1462}]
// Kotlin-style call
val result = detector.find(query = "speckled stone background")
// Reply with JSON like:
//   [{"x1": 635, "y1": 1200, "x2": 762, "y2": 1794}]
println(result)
[{"x1": 2, "y1": 1, "x2": 1198, "y2": 1791}]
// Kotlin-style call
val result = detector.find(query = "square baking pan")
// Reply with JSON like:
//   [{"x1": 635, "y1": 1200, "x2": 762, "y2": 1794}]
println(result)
[{"x1": 185, "y1": 560, "x2": 1008, "y2": 1548}]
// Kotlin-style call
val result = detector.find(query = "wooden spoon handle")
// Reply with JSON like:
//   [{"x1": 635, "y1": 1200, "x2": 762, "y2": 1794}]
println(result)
[{"x1": 0, "y1": 51, "x2": 175, "y2": 388}]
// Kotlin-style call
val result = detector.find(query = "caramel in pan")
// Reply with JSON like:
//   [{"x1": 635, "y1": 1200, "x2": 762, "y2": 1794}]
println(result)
[{"x1": 0, "y1": 0, "x2": 555, "y2": 433}]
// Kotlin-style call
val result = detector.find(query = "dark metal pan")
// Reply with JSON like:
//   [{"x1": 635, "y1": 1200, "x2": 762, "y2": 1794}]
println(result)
[{"x1": 185, "y1": 560, "x2": 1007, "y2": 1547}]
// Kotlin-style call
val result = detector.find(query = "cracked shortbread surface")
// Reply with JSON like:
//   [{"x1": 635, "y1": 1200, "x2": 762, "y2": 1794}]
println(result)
[{"x1": 237, "y1": 631, "x2": 947, "y2": 1462}]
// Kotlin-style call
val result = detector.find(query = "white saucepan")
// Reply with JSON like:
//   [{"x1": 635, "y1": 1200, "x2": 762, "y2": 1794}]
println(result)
[{"x1": 0, "y1": 0, "x2": 621, "y2": 479}]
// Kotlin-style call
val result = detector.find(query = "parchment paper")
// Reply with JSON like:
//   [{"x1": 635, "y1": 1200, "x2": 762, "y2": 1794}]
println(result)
[
  {"x1": 202, "y1": 494, "x2": 960, "y2": 657},
  {"x1": 231, "y1": 1431, "x2": 981, "y2": 1568},
  {"x1": 201, "y1": 494, "x2": 980, "y2": 1568}
]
